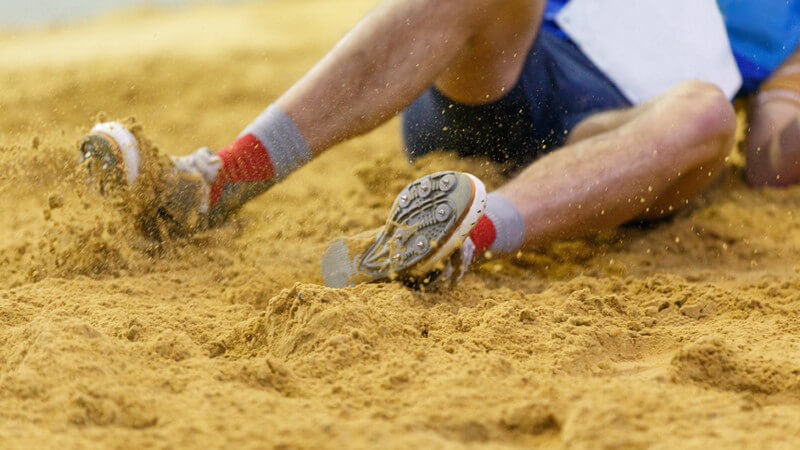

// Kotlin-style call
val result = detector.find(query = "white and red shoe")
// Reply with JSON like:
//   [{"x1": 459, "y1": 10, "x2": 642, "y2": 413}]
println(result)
[
  {"x1": 321, "y1": 171, "x2": 487, "y2": 288},
  {"x1": 79, "y1": 122, "x2": 142, "y2": 190},
  {"x1": 79, "y1": 121, "x2": 276, "y2": 229}
]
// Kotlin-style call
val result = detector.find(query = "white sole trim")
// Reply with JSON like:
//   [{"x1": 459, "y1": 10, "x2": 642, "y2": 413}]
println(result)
[
  {"x1": 90, "y1": 122, "x2": 141, "y2": 185},
  {"x1": 411, "y1": 173, "x2": 487, "y2": 276}
]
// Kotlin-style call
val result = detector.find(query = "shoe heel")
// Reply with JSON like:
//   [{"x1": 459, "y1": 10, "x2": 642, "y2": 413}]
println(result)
[
  {"x1": 321, "y1": 239, "x2": 359, "y2": 288},
  {"x1": 79, "y1": 122, "x2": 141, "y2": 188}
]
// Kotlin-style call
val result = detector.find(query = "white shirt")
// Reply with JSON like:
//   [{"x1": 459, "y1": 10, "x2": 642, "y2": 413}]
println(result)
[{"x1": 556, "y1": 0, "x2": 742, "y2": 104}]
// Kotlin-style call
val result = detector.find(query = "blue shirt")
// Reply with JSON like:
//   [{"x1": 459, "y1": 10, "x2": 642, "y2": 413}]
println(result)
[{"x1": 543, "y1": 0, "x2": 800, "y2": 93}]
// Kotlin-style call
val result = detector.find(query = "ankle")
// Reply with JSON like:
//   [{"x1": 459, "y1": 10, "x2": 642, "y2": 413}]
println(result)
[
  {"x1": 468, "y1": 192, "x2": 525, "y2": 258},
  {"x1": 208, "y1": 105, "x2": 312, "y2": 209},
  {"x1": 239, "y1": 105, "x2": 312, "y2": 180}
]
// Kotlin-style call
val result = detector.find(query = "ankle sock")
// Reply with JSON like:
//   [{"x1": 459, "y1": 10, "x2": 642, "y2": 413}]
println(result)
[
  {"x1": 468, "y1": 192, "x2": 525, "y2": 257},
  {"x1": 211, "y1": 105, "x2": 311, "y2": 206}
]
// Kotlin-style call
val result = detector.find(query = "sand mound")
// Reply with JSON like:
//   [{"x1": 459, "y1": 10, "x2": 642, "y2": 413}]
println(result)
[
  {"x1": 671, "y1": 336, "x2": 800, "y2": 395},
  {"x1": 2, "y1": 0, "x2": 800, "y2": 448}
]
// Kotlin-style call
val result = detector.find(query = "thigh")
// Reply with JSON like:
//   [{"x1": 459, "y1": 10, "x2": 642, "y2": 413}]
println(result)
[
  {"x1": 402, "y1": 28, "x2": 555, "y2": 168},
  {"x1": 402, "y1": 80, "x2": 540, "y2": 166},
  {"x1": 402, "y1": 29, "x2": 633, "y2": 167},
  {"x1": 566, "y1": 106, "x2": 643, "y2": 145},
  {"x1": 521, "y1": 31, "x2": 632, "y2": 144},
  {"x1": 435, "y1": 0, "x2": 545, "y2": 105}
]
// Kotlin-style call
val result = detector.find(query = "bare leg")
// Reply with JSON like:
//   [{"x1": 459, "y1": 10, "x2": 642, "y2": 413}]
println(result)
[
  {"x1": 277, "y1": 0, "x2": 542, "y2": 154},
  {"x1": 566, "y1": 106, "x2": 644, "y2": 145},
  {"x1": 496, "y1": 81, "x2": 737, "y2": 248},
  {"x1": 85, "y1": 0, "x2": 545, "y2": 234}
]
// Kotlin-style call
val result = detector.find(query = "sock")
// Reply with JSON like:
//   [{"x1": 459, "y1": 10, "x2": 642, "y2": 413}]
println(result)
[
  {"x1": 468, "y1": 192, "x2": 525, "y2": 258},
  {"x1": 210, "y1": 105, "x2": 312, "y2": 208}
]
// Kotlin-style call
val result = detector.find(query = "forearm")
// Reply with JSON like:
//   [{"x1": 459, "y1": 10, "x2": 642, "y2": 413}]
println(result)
[
  {"x1": 746, "y1": 93, "x2": 800, "y2": 186},
  {"x1": 746, "y1": 48, "x2": 800, "y2": 186}
]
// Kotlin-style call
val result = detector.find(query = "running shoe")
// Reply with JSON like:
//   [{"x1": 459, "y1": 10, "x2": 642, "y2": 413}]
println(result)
[
  {"x1": 79, "y1": 122, "x2": 142, "y2": 193},
  {"x1": 321, "y1": 171, "x2": 487, "y2": 288},
  {"x1": 79, "y1": 121, "x2": 225, "y2": 228}
]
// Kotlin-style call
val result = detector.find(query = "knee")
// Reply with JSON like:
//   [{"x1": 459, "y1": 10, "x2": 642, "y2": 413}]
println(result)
[{"x1": 672, "y1": 81, "x2": 737, "y2": 142}]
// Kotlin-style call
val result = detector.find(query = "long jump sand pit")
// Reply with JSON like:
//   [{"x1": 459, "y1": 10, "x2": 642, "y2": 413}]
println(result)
[{"x1": 2, "y1": 1, "x2": 800, "y2": 448}]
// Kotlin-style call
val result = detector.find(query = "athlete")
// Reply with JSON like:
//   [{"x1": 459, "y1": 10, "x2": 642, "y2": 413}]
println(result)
[{"x1": 79, "y1": 0, "x2": 800, "y2": 288}]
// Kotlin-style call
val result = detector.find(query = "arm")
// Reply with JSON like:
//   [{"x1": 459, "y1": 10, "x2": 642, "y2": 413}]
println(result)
[{"x1": 746, "y1": 47, "x2": 800, "y2": 187}]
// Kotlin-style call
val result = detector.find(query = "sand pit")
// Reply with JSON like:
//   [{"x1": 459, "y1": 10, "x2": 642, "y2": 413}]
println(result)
[{"x1": 2, "y1": 1, "x2": 800, "y2": 448}]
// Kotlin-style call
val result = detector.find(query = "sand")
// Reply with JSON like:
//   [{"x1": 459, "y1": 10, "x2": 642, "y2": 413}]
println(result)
[{"x1": 1, "y1": 1, "x2": 800, "y2": 448}]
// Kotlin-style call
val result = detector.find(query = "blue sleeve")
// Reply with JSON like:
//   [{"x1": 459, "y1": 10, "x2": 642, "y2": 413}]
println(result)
[
  {"x1": 542, "y1": 0, "x2": 569, "y2": 39},
  {"x1": 718, "y1": 0, "x2": 800, "y2": 92}
]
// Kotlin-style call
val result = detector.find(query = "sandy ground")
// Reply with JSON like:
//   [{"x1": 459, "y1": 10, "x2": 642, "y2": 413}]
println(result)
[{"x1": 2, "y1": 1, "x2": 800, "y2": 448}]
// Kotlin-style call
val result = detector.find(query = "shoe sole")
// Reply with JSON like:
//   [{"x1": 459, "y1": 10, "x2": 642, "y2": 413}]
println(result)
[
  {"x1": 321, "y1": 171, "x2": 487, "y2": 288},
  {"x1": 79, "y1": 122, "x2": 141, "y2": 190}
]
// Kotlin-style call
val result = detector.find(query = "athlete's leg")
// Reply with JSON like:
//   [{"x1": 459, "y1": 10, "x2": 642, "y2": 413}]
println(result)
[
  {"x1": 745, "y1": 49, "x2": 800, "y2": 186},
  {"x1": 277, "y1": 0, "x2": 543, "y2": 155},
  {"x1": 84, "y1": 0, "x2": 546, "y2": 231},
  {"x1": 495, "y1": 81, "x2": 736, "y2": 248},
  {"x1": 566, "y1": 106, "x2": 644, "y2": 144}
]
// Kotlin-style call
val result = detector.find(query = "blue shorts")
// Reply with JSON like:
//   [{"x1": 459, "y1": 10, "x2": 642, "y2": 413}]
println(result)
[{"x1": 402, "y1": 29, "x2": 631, "y2": 168}]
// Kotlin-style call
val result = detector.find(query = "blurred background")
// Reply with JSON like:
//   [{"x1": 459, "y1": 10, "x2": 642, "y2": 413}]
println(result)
[{"x1": 0, "y1": 0, "x2": 244, "y2": 28}]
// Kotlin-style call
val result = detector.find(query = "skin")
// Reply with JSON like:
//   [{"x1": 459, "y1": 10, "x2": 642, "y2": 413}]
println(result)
[
  {"x1": 275, "y1": 0, "x2": 737, "y2": 249},
  {"x1": 746, "y1": 52, "x2": 800, "y2": 187},
  {"x1": 277, "y1": 0, "x2": 542, "y2": 154},
  {"x1": 498, "y1": 81, "x2": 735, "y2": 246}
]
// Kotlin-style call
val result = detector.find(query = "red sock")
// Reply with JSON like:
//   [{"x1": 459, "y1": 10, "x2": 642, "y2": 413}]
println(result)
[
  {"x1": 468, "y1": 215, "x2": 497, "y2": 255},
  {"x1": 210, "y1": 134, "x2": 276, "y2": 206},
  {"x1": 208, "y1": 105, "x2": 312, "y2": 209},
  {"x1": 466, "y1": 193, "x2": 525, "y2": 258}
]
